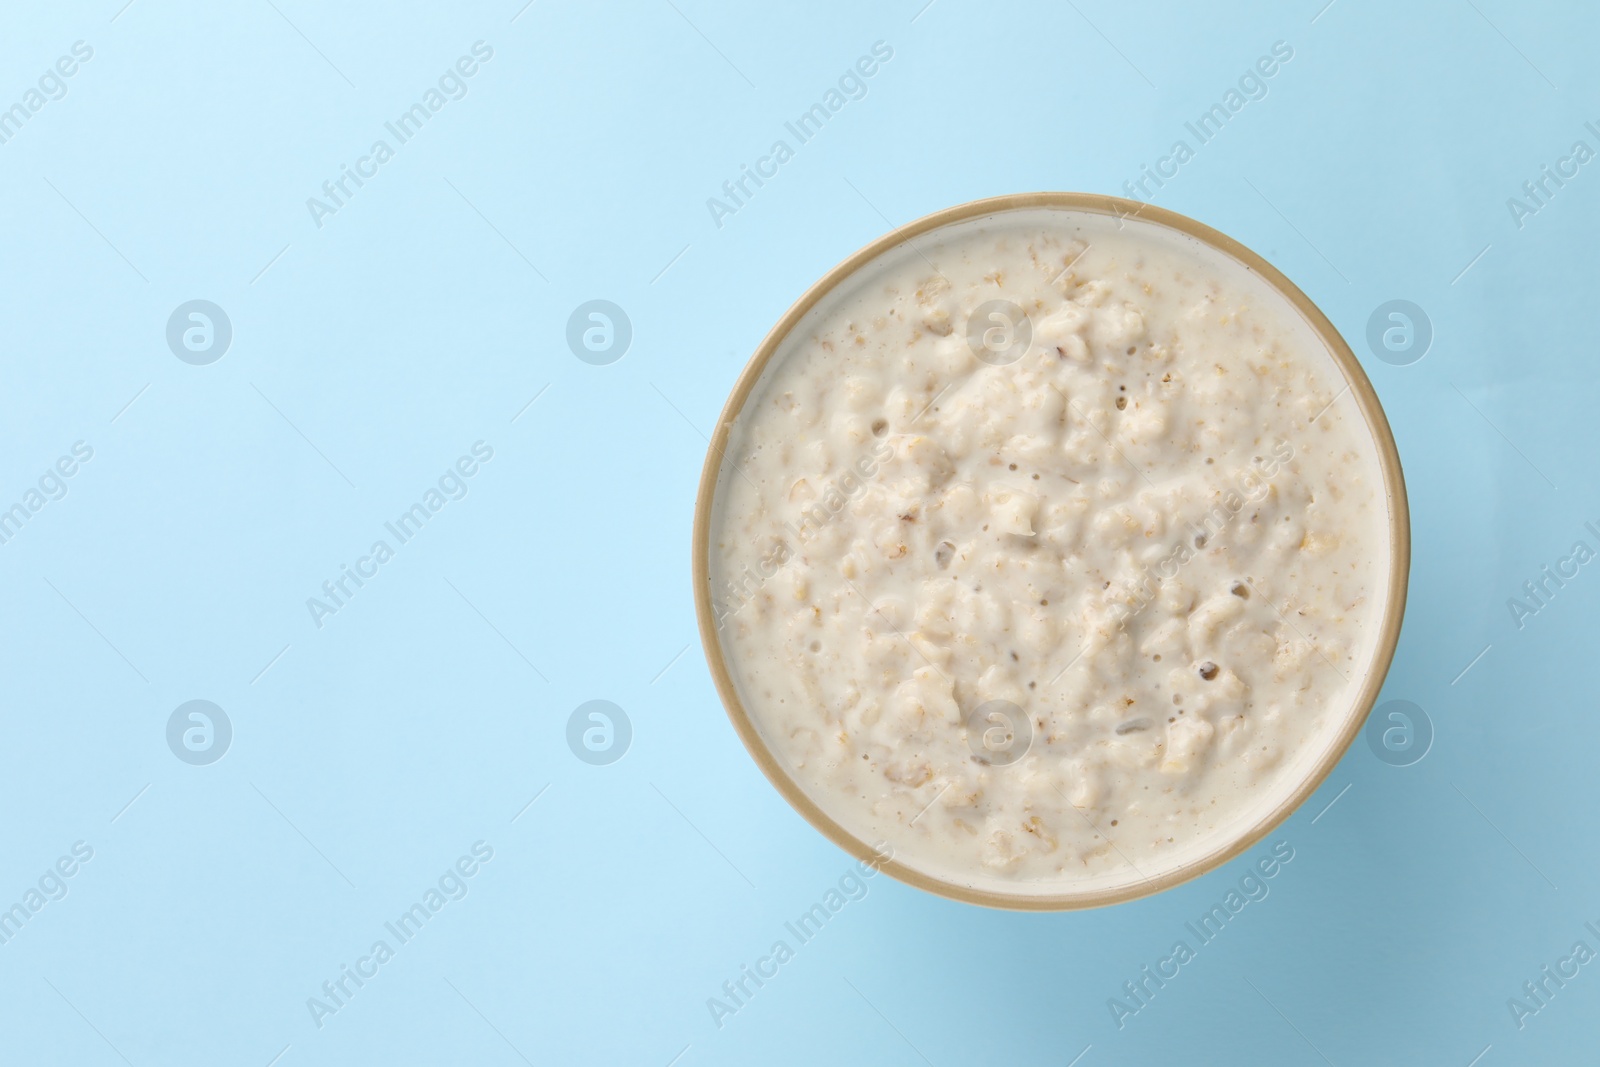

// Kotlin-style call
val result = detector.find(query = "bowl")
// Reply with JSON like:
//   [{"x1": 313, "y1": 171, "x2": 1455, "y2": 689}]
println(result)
[{"x1": 692, "y1": 192, "x2": 1409, "y2": 910}]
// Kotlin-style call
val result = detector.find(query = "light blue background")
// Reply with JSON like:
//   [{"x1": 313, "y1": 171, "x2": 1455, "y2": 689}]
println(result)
[{"x1": 0, "y1": 0, "x2": 1594, "y2": 1063}]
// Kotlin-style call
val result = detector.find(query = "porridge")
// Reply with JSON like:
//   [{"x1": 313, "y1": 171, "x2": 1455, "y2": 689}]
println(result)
[{"x1": 704, "y1": 204, "x2": 1396, "y2": 898}]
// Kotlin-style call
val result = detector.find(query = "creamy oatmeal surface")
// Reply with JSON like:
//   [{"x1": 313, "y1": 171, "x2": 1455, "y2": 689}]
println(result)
[{"x1": 708, "y1": 207, "x2": 1392, "y2": 896}]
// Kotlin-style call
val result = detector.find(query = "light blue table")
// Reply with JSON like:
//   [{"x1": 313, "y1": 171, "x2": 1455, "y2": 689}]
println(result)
[{"x1": 0, "y1": 1, "x2": 1594, "y2": 1063}]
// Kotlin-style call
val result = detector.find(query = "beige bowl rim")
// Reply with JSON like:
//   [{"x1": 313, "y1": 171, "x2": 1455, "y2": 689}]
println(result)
[{"x1": 690, "y1": 191, "x2": 1411, "y2": 911}]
